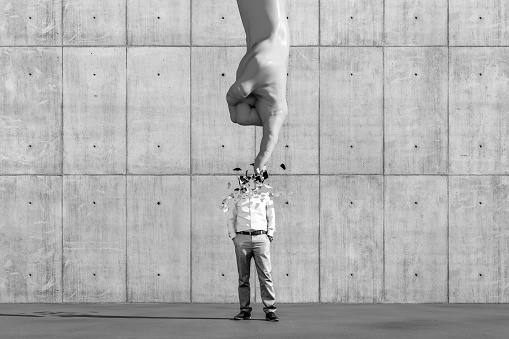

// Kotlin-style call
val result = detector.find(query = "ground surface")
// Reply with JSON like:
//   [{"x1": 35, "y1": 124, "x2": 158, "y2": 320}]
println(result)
[{"x1": 1, "y1": 303, "x2": 508, "y2": 339}]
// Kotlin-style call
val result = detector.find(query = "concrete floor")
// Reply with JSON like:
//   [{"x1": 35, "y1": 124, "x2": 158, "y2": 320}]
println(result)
[{"x1": 1, "y1": 303, "x2": 508, "y2": 339}]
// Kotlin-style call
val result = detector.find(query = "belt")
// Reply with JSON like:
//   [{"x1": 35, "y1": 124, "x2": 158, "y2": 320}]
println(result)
[{"x1": 236, "y1": 230, "x2": 267, "y2": 235}]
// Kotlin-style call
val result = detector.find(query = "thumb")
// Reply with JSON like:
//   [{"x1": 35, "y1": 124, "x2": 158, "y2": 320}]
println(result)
[{"x1": 226, "y1": 81, "x2": 252, "y2": 106}]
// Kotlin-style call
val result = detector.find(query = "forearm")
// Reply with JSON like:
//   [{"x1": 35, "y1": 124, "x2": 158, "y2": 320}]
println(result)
[{"x1": 236, "y1": 0, "x2": 289, "y2": 49}]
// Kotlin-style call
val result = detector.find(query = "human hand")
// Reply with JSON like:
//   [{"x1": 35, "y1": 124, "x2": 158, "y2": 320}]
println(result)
[{"x1": 226, "y1": 37, "x2": 289, "y2": 173}]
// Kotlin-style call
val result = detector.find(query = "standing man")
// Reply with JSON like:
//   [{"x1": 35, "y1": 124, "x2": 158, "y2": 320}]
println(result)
[{"x1": 226, "y1": 178, "x2": 279, "y2": 322}]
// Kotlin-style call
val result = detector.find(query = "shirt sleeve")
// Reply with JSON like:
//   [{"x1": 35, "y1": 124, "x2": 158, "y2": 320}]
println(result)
[
  {"x1": 266, "y1": 195, "x2": 276, "y2": 237},
  {"x1": 227, "y1": 198, "x2": 237, "y2": 238}
]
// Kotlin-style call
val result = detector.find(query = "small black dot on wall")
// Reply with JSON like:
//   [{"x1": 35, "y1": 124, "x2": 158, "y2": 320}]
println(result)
[
  {"x1": 479, "y1": 273, "x2": 483, "y2": 276},
  {"x1": 157, "y1": 273, "x2": 160, "y2": 276},
  {"x1": 285, "y1": 145, "x2": 289, "y2": 148},
  {"x1": 29, "y1": 16, "x2": 32, "y2": 19},
  {"x1": 157, "y1": 16, "x2": 161, "y2": 19},
  {"x1": 479, "y1": 73, "x2": 482, "y2": 76},
  {"x1": 414, "y1": 201, "x2": 418, "y2": 204},
  {"x1": 350, "y1": 73, "x2": 353, "y2": 76},
  {"x1": 287, "y1": 73, "x2": 288, "y2": 76},
  {"x1": 93, "y1": 74, "x2": 96, "y2": 76},
  {"x1": 157, "y1": 202, "x2": 161, "y2": 205},
  {"x1": 93, "y1": 145, "x2": 96, "y2": 148},
  {"x1": 93, "y1": 201, "x2": 96, "y2": 204},
  {"x1": 222, "y1": 273, "x2": 225, "y2": 276},
  {"x1": 93, "y1": 273, "x2": 96, "y2": 276},
  {"x1": 29, "y1": 273, "x2": 32, "y2": 277},
  {"x1": 157, "y1": 145, "x2": 160, "y2": 148},
  {"x1": 414, "y1": 145, "x2": 418, "y2": 148},
  {"x1": 479, "y1": 202, "x2": 482, "y2": 205},
  {"x1": 350, "y1": 16, "x2": 353, "y2": 20},
  {"x1": 29, "y1": 73, "x2": 32, "y2": 76},
  {"x1": 350, "y1": 201, "x2": 353, "y2": 204},
  {"x1": 28, "y1": 201, "x2": 31, "y2": 205},
  {"x1": 221, "y1": 145, "x2": 225, "y2": 148},
  {"x1": 221, "y1": 73, "x2": 225, "y2": 76},
  {"x1": 414, "y1": 16, "x2": 418, "y2": 19},
  {"x1": 29, "y1": 144, "x2": 32, "y2": 147},
  {"x1": 286, "y1": 16, "x2": 288, "y2": 19},
  {"x1": 222, "y1": 17, "x2": 225, "y2": 19},
  {"x1": 285, "y1": 201, "x2": 289, "y2": 204},
  {"x1": 350, "y1": 145, "x2": 353, "y2": 148},
  {"x1": 479, "y1": 144, "x2": 483, "y2": 147},
  {"x1": 286, "y1": 273, "x2": 289, "y2": 276},
  {"x1": 93, "y1": 16, "x2": 96, "y2": 19},
  {"x1": 350, "y1": 273, "x2": 353, "y2": 276},
  {"x1": 157, "y1": 73, "x2": 160, "y2": 76},
  {"x1": 414, "y1": 273, "x2": 418, "y2": 277},
  {"x1": 479, "y1": 16, "x2": 482, "y2": 20},
  {"x1": 414, "y1": 73, "x2": 418, "y2": 76}
]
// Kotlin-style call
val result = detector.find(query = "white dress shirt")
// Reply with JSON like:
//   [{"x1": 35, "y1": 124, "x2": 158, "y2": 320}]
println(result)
[{"x1": 226, "y1": 190, "x2": 275, "y2": 239}]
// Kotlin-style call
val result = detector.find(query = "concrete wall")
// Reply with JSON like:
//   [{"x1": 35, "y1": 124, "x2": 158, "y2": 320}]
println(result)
[{"x1": 1, "y1": 0, "x2": 508, "y2": 303}]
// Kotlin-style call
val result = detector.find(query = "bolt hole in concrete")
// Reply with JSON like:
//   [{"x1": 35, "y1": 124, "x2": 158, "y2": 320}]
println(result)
[
  {"x1": 350, "y1": 201, "x2": 353, "y2": 204},
  {"x1": 350, "y1": 273, "x2": 353, "y2": 276},
  {"x1": 29, "y1": 274, "x2": 32, "y2": 277},
  {"x1": 221, "y1": 145, "x2": 224, "y2": 147},
  {"x1": 479, "y1": 73, "x2": 482, "y2": 76},
  {"x1": 157, "y1": 202, "x2": 161, "y2": 205},
  {"x1": 157, "y1": 145, "x2": 160, "y2": 147},
  {"x1": 479, "y1": 202, "x2": 482, "y2": 204},
  {"x1": 414, "y1": 202, "x2": 417, "y2": 204},
  {"x1": 285, "y1": 201, "x2": 289, "y2": 204},
  {"x1": 479, "y1": 16, "x2": 482, "y2": 19},
  {"x1": 286, "y1": 16, "x2": 288, "y2": 19},
  {"x1": 93, "y1": 201, "x2": 96, "y2": 204},
  {"x1": 414, "y1": 16, "x2": 418, "y2": 19},
  {"x1": 93, "y1": 16, "x2": 96, "y2": 19},
  {"x1": 479, "y1": 144, "x2": 482, "y2": 147},
  {"x1": 28, "y1": 201, "x2": 31, "y2": 205},
  {"x1": 222, "y1": 73, "x2": 225, "y2": 76},
  {"x1": 415, "y1": 273, "x2": 418, "y2": 277},
  {"x1": 350, "y1": 16, "x2": 353, "y2": 19},
  {"x1": 29, "y1": 73, "x2": 32, "y2": 76},
  {"x1": 93, "y1": 145, "x2": 96, "y2": 147},
  {"x1": 157, "y1": 16, "x2": 160, "y2": 19},
  {"x1": 414, "y1": 73, "x2": 418, "y2": 76},
  {"x1": 222, "y1": 274, "x2": 225, "y2": 276},
  {"x1": 157, "y1": 274, "x2": 160, "y2": 276},
  {"x1": 29, "y1": 16, "x2": 31, "y2": 19},
  {"x1": 286, "y1": 274, "x2": 289, "y2": 276},
  {"x1": 414, "y1": 145, "x2": 418, "y2": 148},
  {"x1": 93, "y1": 274, "x2": 96, "y2": 276},
  {"x1": 479, "y1": 273, "x2": 483, "y2": 276},
  {"x1": 29, "y1": 144, "x2": 32, "y2": 147},
  {"x1": 157, "y1": 73, "x2": 160, "y2": 76}
]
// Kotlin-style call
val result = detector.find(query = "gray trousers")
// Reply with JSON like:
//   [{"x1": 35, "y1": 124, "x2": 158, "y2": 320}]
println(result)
[{"x1": 233, "y1": 233, "x2": 277, "y2": 313}]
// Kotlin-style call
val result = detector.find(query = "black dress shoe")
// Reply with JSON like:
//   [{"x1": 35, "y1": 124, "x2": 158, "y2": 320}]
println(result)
[
  {"x1": 233, "y1": 311, "x2": 251, "y2": 320},
  {"x1": 266, "y1": 312, "x2": 279, "y2": 322}
]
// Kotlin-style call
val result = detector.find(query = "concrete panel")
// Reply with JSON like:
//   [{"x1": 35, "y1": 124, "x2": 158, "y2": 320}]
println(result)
[
  {"x1": 191, "y1": 47, "x2": 255, "y2": 174},
  {"x1": 320, "y1": 0, "x2": 383, "y2": 46},
  {"x1": 252, "y1": 175, "x2": 319, "y2": 303},
  {"x1": 320, "y1": 175, "x2": 383, "y2": 303},
  {"x1": 0, "y1": 176, "x2": 62, "y2": 302},
  {"x1": 385, "y1": 0, "x2": 447, "y2": 46},
  {"x1": 384, "y1": 47, "x2": 448, "y2": 175},
  {"x1": 450, "y1": 48, "x2": 509, "y2": 175},
  {"x1": 191, "y1": 0, "x2": 244, "y2": 46},
  {"x1": 127, "y1": 176, "x2": 190, "y2": 302},
  {"x1": 127, "y1": 0, "x2": 190, "y2": 46},
  {"x1": 450, "y1": 0, "x2": 509, "y2": 46},
  {"x1": 286, "y1": 0, "x2": 319, "y2": 46},
  {"x1": 63, "y1": 0, "x2": 126, "y2": 45},
  {"x1": 384, "y1": 176, "x2": 448, "y2": 303},
  {"x1": 63, "y1": 175, "x2": 126, "y2": 302},
  {"x1": 191, "y1": 175, "x2": 256, "y2": 302},
  {"x1": 255, "y1": 48, "x2": 318, "y2": 175},
  {"x1": 0, "y1": 0, "x2": 62, "y2": 46},
  {"x1": 127, "y1": 47, "x2": 190, "y2": 174},
  {"x1": 63, "y1": 48, "x2": 126, "y2": 174},
  {"x1": 320, "y1": 47, "x2": 383, "y2": 174},
  {"x1": 0, "y1": 47, "x2": 62, "y2": 174},
  {"x1": 449, "y1": 176, "x2": 509, "y2": 303}
]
